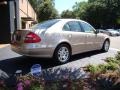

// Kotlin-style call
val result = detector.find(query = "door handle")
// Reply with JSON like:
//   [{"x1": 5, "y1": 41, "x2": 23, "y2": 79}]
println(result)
[{"x1": 68, "y1": 34, "x2": 72, "y2": 38}]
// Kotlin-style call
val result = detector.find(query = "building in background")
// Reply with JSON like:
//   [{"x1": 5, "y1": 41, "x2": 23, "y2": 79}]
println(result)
[
  {"x1": 0, "y1": 0, "x2": 37, "y2": 44},
  {"x1": 19, "y1": 0, "x2": 37, "y2": 29}
]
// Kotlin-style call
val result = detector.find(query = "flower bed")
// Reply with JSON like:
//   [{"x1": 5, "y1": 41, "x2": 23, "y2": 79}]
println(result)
[{"x1": 0, "y1": 52, "x2": 120, "y2": 90}]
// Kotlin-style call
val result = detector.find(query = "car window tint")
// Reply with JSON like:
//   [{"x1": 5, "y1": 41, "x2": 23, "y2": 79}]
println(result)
[
  {"x1": 30, "y1": 20, "x2": 60, "y2": 30},
  {"x1": 81, "y1": 22, "x2": 95, "y2": 33},
  {"x1": 63, "y1": 23, "x2": 70, "y2": 31},
  {"x1": 68, "y1": 21, "x2": 82, "y2": 32}
]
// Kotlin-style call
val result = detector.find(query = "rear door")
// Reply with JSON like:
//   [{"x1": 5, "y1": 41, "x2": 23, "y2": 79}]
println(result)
[{"x1": 63, "y1": 21, "x2": 87, "y2": 54}]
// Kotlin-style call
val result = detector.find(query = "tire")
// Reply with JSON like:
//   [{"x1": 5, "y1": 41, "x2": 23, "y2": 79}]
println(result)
[
  {"x1": 54, "y1": 44, "x2": 71, "y2": 64},
  {"x1": 102, "y1": 40, "x2": 110, "y2": 52}
]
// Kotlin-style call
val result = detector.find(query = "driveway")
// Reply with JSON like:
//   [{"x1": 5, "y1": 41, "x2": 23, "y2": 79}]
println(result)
[
  {"x1": 110, "y1": 36, "x2": 120, "y2": 50},
  {"x1": 0, "y1": 36, "x2": 120, "y2": 80}
]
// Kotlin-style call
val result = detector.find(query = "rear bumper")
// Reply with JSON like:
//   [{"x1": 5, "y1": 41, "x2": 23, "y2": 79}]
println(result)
[{"x1": 11, "y1": 45, "x2": 54, "y2": 58}]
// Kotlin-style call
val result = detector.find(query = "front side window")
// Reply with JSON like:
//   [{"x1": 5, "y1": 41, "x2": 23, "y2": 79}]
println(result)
[
  {"x1": 68, "y1": 21, "x2": 82, "y2": 32},
  {"x1": 81, "y1": 21, "x2": 95, "y2": 33}
]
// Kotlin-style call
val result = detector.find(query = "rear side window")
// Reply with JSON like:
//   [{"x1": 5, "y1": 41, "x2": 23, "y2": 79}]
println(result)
[
  {"x1": 63, "y1": 21, "x2": 82, "y2": 32},
  {"x1": 63, "y1": 24, "x2": 70, "y2": 31},
  {"x1": 68, "y1": 21, "x2": 82, "y2": 32},
  {"x1": 30, "y1": 20, "x2": 60, "y2": 30}
]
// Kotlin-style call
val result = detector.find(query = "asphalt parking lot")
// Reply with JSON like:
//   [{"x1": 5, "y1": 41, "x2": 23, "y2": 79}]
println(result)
[
  {"x1": 0, "y1": 36, "x2": 120, "y2": 80},
  {"x1": 110, "y1": 36, "x2": 120, "y2": 50}
]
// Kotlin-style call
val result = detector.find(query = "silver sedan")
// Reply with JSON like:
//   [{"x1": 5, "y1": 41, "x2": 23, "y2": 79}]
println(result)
[{"x1": 11, "y1": 19, "x2": 110, "y2": 63}]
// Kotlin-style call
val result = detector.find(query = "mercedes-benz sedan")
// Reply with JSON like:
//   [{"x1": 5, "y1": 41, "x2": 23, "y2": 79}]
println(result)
[{"x1": 11, "y1": 19, "x2": 110, "y2": 63}]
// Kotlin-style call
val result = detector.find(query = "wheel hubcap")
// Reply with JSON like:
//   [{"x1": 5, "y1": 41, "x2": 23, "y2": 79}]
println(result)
[
  {"x1": 58, "y1": 47, "x2": 69, "y2": 63},
  {"x1": 104, "y1": 41, "x2": 109, "y2": 51}
]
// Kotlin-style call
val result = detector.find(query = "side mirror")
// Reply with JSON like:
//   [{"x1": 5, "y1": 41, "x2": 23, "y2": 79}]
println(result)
[{"x1": 95, "y1": 29, "x2": 99, "y2": 34}]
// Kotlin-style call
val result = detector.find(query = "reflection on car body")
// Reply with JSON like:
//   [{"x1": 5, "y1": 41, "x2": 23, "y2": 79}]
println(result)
[{"x1": 11, "y1": 19, "x2": 110, "y2": 64}]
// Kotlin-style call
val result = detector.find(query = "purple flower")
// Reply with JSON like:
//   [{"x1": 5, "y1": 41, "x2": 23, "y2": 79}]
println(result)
[
  {"x1": 17, "y1": 82, "x2": 23, "y2": 90},
  {"x1": 17, "y1": 86, "x2": 23, "y2": 90},
  {"x1": 24, "y1": 80, "x2": 31, "y2": 87}
]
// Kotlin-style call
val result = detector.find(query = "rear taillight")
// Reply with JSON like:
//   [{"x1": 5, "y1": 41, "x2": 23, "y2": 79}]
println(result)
[{"x1": 24, "y1": 32, "x2": 41, "y2": 43}]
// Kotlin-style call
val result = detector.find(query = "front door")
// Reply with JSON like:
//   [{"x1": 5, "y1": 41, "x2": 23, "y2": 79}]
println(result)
[{"x1": 80, "y1": 21, "x2": 102, "y2": 51}]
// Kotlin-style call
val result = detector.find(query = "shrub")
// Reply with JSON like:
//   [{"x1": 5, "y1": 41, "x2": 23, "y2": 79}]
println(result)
[
  {"x1": 86, "y1": 62, "x2": 119, "y2": 74},
  {"x1": 86, "y1": 64, "x2": 108, "y2": 74},
  {"x1": 86, "y1": 65, "x2": 97, "y2": 74},
  {"x1": 106, "y1": 57, "x2": 116, "y2": 63},
  {"x1": 115, "y1": 51, "x2": 120, "y2": 61},
  {"x1": 106, "y1": 62, "x2": 119, "y2": 71}
]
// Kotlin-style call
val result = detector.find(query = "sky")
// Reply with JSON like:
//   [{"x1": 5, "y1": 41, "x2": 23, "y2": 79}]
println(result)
[{"x1": 55, "y1": 0, "x2": 88, "y2": 14}]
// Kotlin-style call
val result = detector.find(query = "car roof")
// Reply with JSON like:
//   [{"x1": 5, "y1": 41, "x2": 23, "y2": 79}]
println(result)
[{"x1": 55, "y1": 18, "x2": 85, "y2": 22}]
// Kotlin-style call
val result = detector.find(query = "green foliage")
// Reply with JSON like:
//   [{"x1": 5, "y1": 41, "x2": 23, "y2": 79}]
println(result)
[
  {"x1": 106, "y1": 62, "x2": 119, "y2": 70},
  {"x1": 28, "y1": 0, "x2": 58, "y2": 22},
  {"x1": 71, "y1": 0, "x2": 120, "y2": 28},
  {"x1": 115, "y1": 51, "x2": 120, "y2": 60},
  {"x1": 72, "y1": 2, "x2": 88, "y2": 19},
  {"x1": 29, "y1": 0, "x2": 120, "y2": 28},
  {"x1": 86, "y1": 65, "x2": 101, "y2": 74},
  {"x1": 106, "y1": 57, "x2": 116, "y2": 62},
  {"x1": 31, "y1": 85, "x2": 43, "y2": 90},
  {"x1": 37, "y1": 1, "x2": 58, "y2": 22},
  {"x1": 44, "y1": 81, "x2": 59, "y2": 90},
  {"x1": 61, "y1": 10, "x2": 75, "y2": 18},
  {"x1": 30, "y1": 81, "x2": 44, "y2": 90},
  {"x1": 86, "y1": 63, "x2": 119, "y2": 74},
  {"x1": 106, "y1": 57, "x2": 119, "y2": 64},
  {"x1": 28, "y1": 0, "x2": 42, "y2": 12},
  {"x1": 87, "y1": 51, "x2": 120, "y2": 74}
]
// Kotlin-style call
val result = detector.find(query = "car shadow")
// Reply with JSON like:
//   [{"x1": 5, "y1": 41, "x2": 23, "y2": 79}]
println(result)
[
  {"x1": 0, "y1": 50, "x2": 103, "y2": 76},
  {"x1": 71, "y1": 50, "x2": 103, "y2": 61}
]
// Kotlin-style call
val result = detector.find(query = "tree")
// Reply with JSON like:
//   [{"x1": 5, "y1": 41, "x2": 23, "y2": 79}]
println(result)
[
  {"x1": 72, "y1": 2, "x2": 88, "y2": 19},
  {"x1": 28, "y1": 0, "x2": 58, "y2": 22},
  {"x1": 61, "y1": 10, "x2": 75, "y2": 18},
  {"x1": 72, "y1": 0, "x2": 120, "y2": 29},
  {"x1": 28, "y1": 0, "x2": 41, "y2": 12},
  {"x1": 87, "y1": 0, "x2": 120, "y2": 28}
]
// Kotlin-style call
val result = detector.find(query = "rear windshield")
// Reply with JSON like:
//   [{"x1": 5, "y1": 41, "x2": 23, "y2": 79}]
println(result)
[{"x1": 30, "y1": 19, "x2": 60, "y2": 30}]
